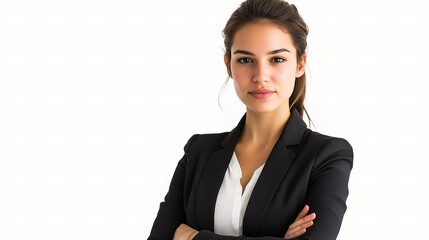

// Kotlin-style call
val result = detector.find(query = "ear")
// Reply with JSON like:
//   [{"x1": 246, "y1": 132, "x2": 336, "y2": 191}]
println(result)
[
  {"x1": 295, "y1": 52, "x2": 307, "y2": 78},
  {"x1": 224, "y1": 55, "x2": 232, "y2": 78}
]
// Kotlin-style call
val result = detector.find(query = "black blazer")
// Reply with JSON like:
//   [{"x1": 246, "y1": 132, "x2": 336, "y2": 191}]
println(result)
[{"x1": 148, "y1": 109, "x2": 353, "y2": 240}]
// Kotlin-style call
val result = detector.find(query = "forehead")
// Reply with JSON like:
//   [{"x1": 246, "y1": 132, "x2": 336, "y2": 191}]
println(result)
[{"x1": 231, "y1": 22, "x2": 296, "y2": 54}]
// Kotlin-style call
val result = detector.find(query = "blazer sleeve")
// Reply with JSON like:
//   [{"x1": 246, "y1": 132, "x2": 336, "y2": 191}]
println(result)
[
  {"x1": 148, "y1": 134, "x2": 199, "y2": 240},
  {"x1": 298, "y1": 137, "x2": 353, "y2": 239},
  {"x1": 192, "y1": 137, "x2": 353, "y2": 240}
]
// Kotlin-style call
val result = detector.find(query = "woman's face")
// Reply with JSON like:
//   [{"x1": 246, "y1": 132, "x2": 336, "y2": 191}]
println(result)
[{"x1": 226, "y1": 22, "x2": 306, "y2": 115}]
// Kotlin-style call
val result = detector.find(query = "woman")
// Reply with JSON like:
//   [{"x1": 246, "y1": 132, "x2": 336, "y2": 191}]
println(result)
[{"x1": 148, "y1": 0, "x2": 353, "y2": 239}]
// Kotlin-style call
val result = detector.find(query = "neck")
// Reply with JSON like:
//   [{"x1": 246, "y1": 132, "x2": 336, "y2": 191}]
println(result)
[{"x1": 240, "y1": 108, "x2": 291, "y2": 146}]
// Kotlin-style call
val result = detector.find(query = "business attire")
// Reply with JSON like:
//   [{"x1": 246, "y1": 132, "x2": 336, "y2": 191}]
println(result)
[{"x1": 148, "y1": 109, "x2": 353, "y2": 240}]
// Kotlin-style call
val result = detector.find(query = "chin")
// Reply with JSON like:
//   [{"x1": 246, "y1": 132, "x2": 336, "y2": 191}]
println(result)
[
  {"x1": 246, "y1": 105, "x2": 280, "y2": 114},
  {"x1": 244, "y1": 100, "x2": 290, "y2": 115}
]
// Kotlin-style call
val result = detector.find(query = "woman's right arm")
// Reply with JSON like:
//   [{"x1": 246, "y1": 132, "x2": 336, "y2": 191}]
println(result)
[{"x1": 148, "y1": 134, "x2": 199, "y2": 240}]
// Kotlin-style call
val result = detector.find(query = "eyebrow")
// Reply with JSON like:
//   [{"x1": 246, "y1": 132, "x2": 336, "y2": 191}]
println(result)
[{"x1": 233, "y1": 48, "x2": 291, "y2": 55}]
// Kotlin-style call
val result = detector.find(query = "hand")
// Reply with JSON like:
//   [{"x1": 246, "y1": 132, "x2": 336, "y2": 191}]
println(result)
[
  {"x1": 173, "y1": 224, "x2": 199, "y2": 240},
  {"x1": 284, "y1": 205, "x2": 316, "y2": 239}
]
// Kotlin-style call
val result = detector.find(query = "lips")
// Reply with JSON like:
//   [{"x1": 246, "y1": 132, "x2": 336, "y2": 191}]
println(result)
[{"x1": 248, "y1": 89, "x2": 275, "y2": 100}]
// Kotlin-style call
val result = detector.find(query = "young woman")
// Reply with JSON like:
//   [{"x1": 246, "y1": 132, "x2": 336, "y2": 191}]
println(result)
[{"x1": 148, "y1": 0, "x2": 353, "y2": 239}]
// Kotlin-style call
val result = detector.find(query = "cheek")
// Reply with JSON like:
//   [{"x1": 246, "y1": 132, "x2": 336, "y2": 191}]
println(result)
[
  {"x1": 231, "y1": 65, "x2": 249, "y2": 81},
  {"x1": 285, "y1": 79, "x2": 296, "y2": 98},
  {"x1": 274, "y1": 68, "x2": 297, "y2": 96},
  {"x1": 231, "y1": 68, "x2": 251, "y2": 92}
]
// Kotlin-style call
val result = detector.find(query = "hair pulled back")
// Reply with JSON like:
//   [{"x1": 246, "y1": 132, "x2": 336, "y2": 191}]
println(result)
[{"x1": 223, "y1": 0, "x2": 309, "y2": 117}]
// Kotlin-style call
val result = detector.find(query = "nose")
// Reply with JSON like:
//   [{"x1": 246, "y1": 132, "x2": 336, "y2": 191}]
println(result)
[{"x1": 252, "y1": 62, "x2": 269, "y2": 83}]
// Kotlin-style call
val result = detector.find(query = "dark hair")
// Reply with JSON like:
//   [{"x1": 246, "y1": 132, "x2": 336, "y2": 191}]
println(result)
[{"x1": 222, "y1": 0, "x2": 310, "y2": 119}]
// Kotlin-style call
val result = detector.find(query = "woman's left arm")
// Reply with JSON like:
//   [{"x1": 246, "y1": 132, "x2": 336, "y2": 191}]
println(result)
[{"x1": 297, "y1": 137, "x2": 354, "y2": 240}]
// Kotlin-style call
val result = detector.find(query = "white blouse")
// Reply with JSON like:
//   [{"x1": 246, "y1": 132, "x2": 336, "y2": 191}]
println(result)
[{"x1": 214, "y1": 152, "x2": 265, "y2": 236}]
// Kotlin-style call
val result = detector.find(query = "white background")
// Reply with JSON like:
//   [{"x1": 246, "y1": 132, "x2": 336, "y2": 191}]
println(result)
[{"x1": 1, "y1": 0, "x2": 429, "y2": 239}]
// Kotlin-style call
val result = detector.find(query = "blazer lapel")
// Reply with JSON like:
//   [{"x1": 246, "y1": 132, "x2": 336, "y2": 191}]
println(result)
[
  {"x1": 243, "y1": 109, "x2": 308, "y2": 236},
  {"x1": 194, "y1": 115, "x2": 245, "y2": 230}
]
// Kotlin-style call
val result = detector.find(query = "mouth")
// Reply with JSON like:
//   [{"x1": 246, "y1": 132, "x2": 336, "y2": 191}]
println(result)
[{"x1": 248, "y1": 89, "x2": 275, "y2": 99}]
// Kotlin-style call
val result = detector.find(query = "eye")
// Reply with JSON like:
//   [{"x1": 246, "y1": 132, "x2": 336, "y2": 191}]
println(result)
[
  {"x1": 271, "y1": 57, "x2": 286, "y2": 63},
  {"x1": 237, "y1": 58, "x2": 253, "y2": 64}
]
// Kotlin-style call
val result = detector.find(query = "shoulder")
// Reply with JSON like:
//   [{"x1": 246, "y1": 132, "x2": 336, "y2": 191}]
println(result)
[
  {"x1": 179, "y1": 132, "x2": 231, "y2": 173},
  {"x1": 304, "y1": 129, "x2": 353, "y2": 154},
  {"x1": 182, "y1": 132, "x2": 230, "y2": 153},
  {"x1": 302, "y1": 130, "x2": 354, "y2": 174}
]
